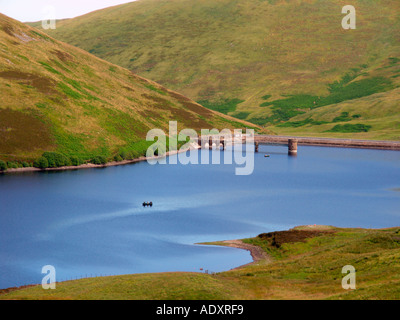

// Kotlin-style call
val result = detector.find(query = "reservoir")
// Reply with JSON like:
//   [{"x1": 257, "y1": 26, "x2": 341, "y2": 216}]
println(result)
[{"x1": 0, "y1": 145, "x2": 399, "y2": 289}]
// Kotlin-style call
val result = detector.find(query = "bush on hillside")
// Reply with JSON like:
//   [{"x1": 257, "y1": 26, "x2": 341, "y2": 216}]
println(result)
[
  {"x1": 70, "y1": 156, "x2": 84, "y2": 166},
  {"x1": 42, "y1": 152, "x2": 72, "y2": 168},
  {"x1": 91, "y1": 156, "x2": 107, "y2": 165},
  {"x1": 0, "y1": 160, "x2": 7, "y2": 171},
  {"x1": 7, "y1": 162, "x2": 19, "y2": 169},
  {"x1": 327, "y1": 124, "x2": 372, "y2": 133},
  {"x1": 33, "y1": 157, "x2": 49, "y2": 169}
]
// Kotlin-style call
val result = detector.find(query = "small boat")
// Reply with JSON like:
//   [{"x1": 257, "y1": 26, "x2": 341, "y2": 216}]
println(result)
[{"x1": 143, "y1": 202, "x2": 153, "y2": 207}]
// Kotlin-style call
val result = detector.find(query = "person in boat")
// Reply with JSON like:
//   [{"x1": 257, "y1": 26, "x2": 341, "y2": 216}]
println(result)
[{"x1": 143, "y1": 202, "x2": 153, "y2": 207}]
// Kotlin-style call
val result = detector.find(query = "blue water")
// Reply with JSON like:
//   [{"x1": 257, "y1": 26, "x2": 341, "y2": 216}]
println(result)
[{"x1": 0, "y1": 145, "x2": 399, "y2": 289}]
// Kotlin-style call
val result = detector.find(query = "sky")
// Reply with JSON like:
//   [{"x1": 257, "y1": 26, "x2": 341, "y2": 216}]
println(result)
[{"x1": 0, "y1": 0, "x2": 136, "y2": 22}]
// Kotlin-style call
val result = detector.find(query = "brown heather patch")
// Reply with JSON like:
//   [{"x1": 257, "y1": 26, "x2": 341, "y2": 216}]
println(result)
[
  {"x1": 137, "y1": 109, "x2": 159, "y2": 119},
  {"x1": 172, "y1": 109, "x2": 212, "y2": 131},
  {"x1": 179, "y1": 100, "x2": 213, "y2": 117},
  {"x1": 258, "y1": 229, "x2": 336, "y2": 248},
  {"x1": 123, "y1": 86, "x2": 135, "y2": 92},
  {"x1": 168, "y1": 91, "x2": 213, "y2": 117},
  {"x1": 141, "y1": 93, "x2": 212, "y2": 130},
  {"x1": 51, "y1": 49, "x2": 74, "y2": 63},
  {"x1": 0, "y1": 284, "x2": 39, "y2": 296},
  {"x1": 141, "y1": 93, "x2": 171, "y2": 107},
  {"x1": 48, "y1": 96, "x2": 67, "y2": 106},
  {"x1": 0, "y1": 70, "x2": 58, "y2": 95},
  {"x1": 0, "y1": 108, "x2": 54, "y2": 157},
  {"x1": 168, "y1": 91, "x2": 192, "y2": 102},
  {"x1": 2, "y1": 23, "x2": 15, "y2": 37},
  {"x1": 155, "y1": 83, "x2": 170, "y2": 95}
]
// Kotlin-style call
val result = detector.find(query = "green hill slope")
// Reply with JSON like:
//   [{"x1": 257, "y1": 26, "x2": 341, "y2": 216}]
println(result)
[
  {"x1": 32, "y1": 0, "x2": 400, "y2": 140},
  {"x1": 0, "y1": 13, "x2": 256, "y2": 168}
]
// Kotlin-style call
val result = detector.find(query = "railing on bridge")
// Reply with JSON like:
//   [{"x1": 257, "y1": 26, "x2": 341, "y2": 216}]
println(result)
[{"x1": 195, "y1": 133, "x2": 400, "y2": 155}]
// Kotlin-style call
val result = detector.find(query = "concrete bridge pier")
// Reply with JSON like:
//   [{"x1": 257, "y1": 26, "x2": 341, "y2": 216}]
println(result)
[
  {"x1": 288, "y1": 139, "x2": 298, "y2": 156},
  {"x1": 220, "y1": 138, "x2": 225, "y2": 151}
]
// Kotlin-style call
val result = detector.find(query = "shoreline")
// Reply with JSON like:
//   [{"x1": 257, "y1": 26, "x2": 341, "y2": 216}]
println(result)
[
  {"x1": 2, "y1": 147, "x2": 192, "y2": 175},
  {"x1": 197, "y1": 237, "x2": 274, "y2": 271},
  {"x1": 216, "y1": 240, "x2": 272, "y2": 269},
  {"x1": 201, "y1": 224, "x2": 340, "y2": 271},
  {"x1": 1, "y1": 225, "x2": 399, "y2": 294},
  {"x1": 0, "y1": 238, "x2": 270, "y2": 292},
  {"x1": 2, "y1": 135, "x2": 400, "y2": 175}
]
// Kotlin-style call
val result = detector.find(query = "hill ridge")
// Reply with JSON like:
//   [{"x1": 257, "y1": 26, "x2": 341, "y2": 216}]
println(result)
[{"x1": 32, "y1": 0, "x2": 400, "y2": 140}]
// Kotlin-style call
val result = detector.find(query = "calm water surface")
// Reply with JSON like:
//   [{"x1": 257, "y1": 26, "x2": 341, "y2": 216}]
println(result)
[{"x1": 0, "y1": 146, "x2": 399, "y2": 288}]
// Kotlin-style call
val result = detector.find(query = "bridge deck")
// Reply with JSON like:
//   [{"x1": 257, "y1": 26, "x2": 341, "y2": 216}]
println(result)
[{"x1": 254, "y1": 135, "x2": 400, "y2": 151}]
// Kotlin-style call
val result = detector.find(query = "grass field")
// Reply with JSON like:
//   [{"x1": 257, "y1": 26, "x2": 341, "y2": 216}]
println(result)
[
  {"x1": 31, "y1": 0, "x2": 400, "y2": 140},
  {"x1": 1, "y1": 226, "x2": 399, "y2": 300},
  {"x1": 0, "y1": 13, "x2": 258, "y2": 168}
]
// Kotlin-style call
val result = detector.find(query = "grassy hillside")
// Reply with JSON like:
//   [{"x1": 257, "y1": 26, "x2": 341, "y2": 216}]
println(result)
[
  {"x1": 1, "y1": 226, "x2": 399, "y2": 300},
  {"x1": 0, "y1": 13, "x2": 257, "y2": 169},
  {"x1": 32, "y1": 0, "x2": 400, "y2": 140}
]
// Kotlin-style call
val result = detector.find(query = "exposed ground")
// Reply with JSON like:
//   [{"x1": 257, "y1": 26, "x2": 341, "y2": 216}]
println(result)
[{"x1": 218, "y1": 240, "x2": 272, "y2": 266}]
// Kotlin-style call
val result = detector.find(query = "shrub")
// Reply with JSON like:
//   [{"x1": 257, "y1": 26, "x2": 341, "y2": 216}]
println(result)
[
  {"x1": 277, "y1": 118, "x2": 316, "y2": 128},
  {"x1": 114, "y1": 155, "x2": 123, "y2": 162},
  {"x1": 33, "y1": 157, "x2": 49, "y2": 169},
  {"x1": 333, "y1": 112, "x2": 352, "y2": 123},
  {"x1": 42, "y1": 152, "x2": 72, "y2": 168},
  {"x1": 261, "y1": 94, "x2": 272, "y2": 100},
  {"x1": 119, "y1": 150, "x2": 140, "y2": 160},
  {"x1": 0, "y1": 160, "x2": 7, "y2": 171},
  {"x1": 91, "y1": 156, "x2": 107, "y2": 165},
  {"x1": 131, "y1": 150, "x2": 141, "y2": 159},
  {"x1": 22, "y1": 162, "x2": 30, "y2": 168},
  {"x1": 125, "y1": 152, "x2": 134, "y2": 160},
  {"x1": 327, "y1": 124, "x2": 372, "y2": 133},
  {"x1": 119, "y1": 150, "x2": 128, "y2": 160},
  {"x1": 6, "y1": 162, "x2": 18, "y2": 169},
  {"x1": 152, "y1": 144, "x2": 167, "y2": 157},
  {"x1": 233, "y1": 112, "x2": 251, "y2": 120},
  {"x1": 197, "y1": 98, "x2": 244, "y2": 115},
  {"x1": 70, "y1": 156, "x2": 84, "y2": 166}
]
